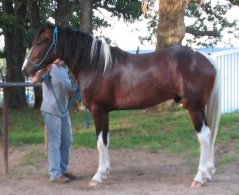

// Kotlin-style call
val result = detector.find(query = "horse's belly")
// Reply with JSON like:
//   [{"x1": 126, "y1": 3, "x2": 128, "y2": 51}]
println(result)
[{"x1": 114, "y1": 89, "x2": 173, "y2": 109}]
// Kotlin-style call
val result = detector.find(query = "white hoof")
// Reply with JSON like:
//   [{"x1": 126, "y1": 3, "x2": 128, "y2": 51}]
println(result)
[
  {"x1": 89, "y1": 180, "x2": 101, "y2": 187},
  {"x1": 91, "y1": 170, "x2": 108, "y2": 184},
  {"x1": 205, "y1": 171, "x2": 213, "y2": 182},
  {"x1": 191, "y1": 180, "x2": 204, "y2": 188}
]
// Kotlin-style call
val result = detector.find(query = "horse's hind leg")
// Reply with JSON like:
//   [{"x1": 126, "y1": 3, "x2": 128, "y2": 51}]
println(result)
[
  {"x1": 188, "y1": 108, "x2": 212, "y2": 188},
  {"x1": 90, "y1": 111, "x2": 110, "y2": 186},
  {"x1": 206, "y1": 92, "x2": 221, "y2": 178}
]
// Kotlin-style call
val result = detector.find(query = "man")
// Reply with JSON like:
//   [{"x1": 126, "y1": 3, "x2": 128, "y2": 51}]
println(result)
[{"x1": 32, "y1": 59, "x2": 76, "y2": 183}]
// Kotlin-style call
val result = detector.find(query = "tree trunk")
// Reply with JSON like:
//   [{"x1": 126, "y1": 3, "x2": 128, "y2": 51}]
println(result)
[
  {"x1": 2, "y1": 0, "x2": 27, "y2": 109},
  {"x1": 154, "y1": 0, "x2": 187, "y2": 111},
  {"x1": 80, "y1": 0, "x2": 93, "y2": 33},
  {"x1": 156, "y1": 0, "x2": 187, "y2": 49},
  {"x1": 55, "y1": 0, "x2": 71, "y2": 27},
  {"x1": 28, "y1": 0, "x2": 42, "y2": 109}
]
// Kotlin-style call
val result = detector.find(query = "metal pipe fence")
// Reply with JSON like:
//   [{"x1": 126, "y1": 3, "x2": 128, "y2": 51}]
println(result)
[{"x1": 0, "y1": 82, "x2": 41, "y2": 174}]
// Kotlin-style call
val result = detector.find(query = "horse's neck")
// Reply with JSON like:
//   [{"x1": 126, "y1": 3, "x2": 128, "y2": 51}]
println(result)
[
  {"x1": 57, "y1": 30, "x2": 129, "y2": 74},
  {"x1": 75, "y1": 72, "x2": 100, "y2": 97},
  {"x1": 56, "y1": 29, "x2": 91, "y2": 69}
]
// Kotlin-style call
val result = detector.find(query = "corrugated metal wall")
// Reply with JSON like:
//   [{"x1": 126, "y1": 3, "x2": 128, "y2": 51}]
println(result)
[{"x1": 211, "y1": 49, "x2": 239, "y2": 113}]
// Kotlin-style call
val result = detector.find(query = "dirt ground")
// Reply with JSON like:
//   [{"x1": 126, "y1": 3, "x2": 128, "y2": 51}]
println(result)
[{"x1": 0, "y1": 144, "x2": 239, "y2": 195}]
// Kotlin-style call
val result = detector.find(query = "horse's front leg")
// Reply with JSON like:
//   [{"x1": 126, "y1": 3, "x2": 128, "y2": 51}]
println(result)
[{"x1": 90, "y1": 111, "x2": 110, "y2": 186}]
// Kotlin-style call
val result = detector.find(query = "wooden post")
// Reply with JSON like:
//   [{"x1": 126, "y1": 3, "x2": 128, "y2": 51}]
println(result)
[{"x1": 2, "y1": 87, "x2": 9, "y2": 174}]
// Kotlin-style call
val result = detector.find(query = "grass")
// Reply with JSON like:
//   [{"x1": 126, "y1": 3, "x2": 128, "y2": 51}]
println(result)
[
  {"x1": 0, "y1": 106, "x2": 238, "y2": 160},
  {"x1": 22, "y1": 145, "x2": 47, "y2": 166},
  {"x1": 221, "y1": 155, "x2": 237, "y2": 164}
]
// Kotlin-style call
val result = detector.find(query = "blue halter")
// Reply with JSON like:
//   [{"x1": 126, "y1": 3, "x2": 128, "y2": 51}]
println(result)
[{"x1": 27, "y1": 27, "x2": 58, "y2": 68}]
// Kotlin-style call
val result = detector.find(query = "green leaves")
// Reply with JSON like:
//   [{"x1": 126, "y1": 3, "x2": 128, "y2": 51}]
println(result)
[
  {"x1": 114, "y1": 0, "x2": 142, "y2": 21},
  {"x1": 0, "y1": 13, "x2": 22, "y2": 32},
  {"x1": 93, "y1": 0, "x2": 142, "y2": 22},
  {"x1": 185, "y1": 2, "x2": 237, "y2": 47}
]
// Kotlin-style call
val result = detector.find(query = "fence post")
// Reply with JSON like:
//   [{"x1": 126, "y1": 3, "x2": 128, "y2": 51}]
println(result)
[{"x1": 2, "y1": 87, "x2": 8, "y2": 174}]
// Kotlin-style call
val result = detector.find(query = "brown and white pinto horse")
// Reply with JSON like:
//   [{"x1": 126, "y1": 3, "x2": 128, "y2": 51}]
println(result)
[{"x1": 22, "y1": 23, "x2": 221, "y2": 188}]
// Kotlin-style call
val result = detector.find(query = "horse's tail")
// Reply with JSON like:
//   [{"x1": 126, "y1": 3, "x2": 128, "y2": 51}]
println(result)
[
  {"x1": 206, "y1": 59, "x2": 221, "y2": 147},
  {"x1": 205, "y1": 56, "x2": 221, "y2": 173}
]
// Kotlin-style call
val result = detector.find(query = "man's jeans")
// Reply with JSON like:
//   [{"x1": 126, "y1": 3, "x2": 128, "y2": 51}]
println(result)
[{"x1": 42, "y1": 111, "x2": 73, "y2": 181}]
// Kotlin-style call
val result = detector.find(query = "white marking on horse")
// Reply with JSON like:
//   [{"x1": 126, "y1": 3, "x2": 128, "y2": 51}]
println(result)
[
  {"x1": 90, "y1": 37, "x2": 112, "y2": 73},
  {"x1": 193, "y1": 123, "x2": 211, "y2": 184},
  {"x1": 92, "y1": 132, "x2": 110, "y2": 183},
  {"x1": 100, "y1": 39, "x2": 112, "y2": 72},
  {"x1": 22, "y1": 48, "x2": 32, "y2": 71},
  {"x1": 90, "y1": 37, "x2": 97, "y2": 64}
]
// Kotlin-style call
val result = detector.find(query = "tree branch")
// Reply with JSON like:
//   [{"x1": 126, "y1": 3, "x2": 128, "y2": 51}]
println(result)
[
  {"x1": 95, "y1": 4, "x2": 116, "y2": 13},
  {"x1": 186, "y1": 26, "x2": 220, "y2": 37},
  {"x1": 93, "y1": 0, "x2": 117, "y2": 13},
  {"x1": 227, "y1": 0, "x2": 239, "y2": 6},
  {"x1": 93, "y1": 0, "x2": 101, "y2": 3}
]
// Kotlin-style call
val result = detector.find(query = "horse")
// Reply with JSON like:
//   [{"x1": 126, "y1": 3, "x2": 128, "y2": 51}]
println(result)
[{"x1": 22, "y1": 22, "x2": 221, "y2": 188}]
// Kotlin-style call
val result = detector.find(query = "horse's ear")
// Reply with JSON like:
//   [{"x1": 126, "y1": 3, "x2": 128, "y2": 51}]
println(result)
[
  {"x1": 37, "y1": 22, "x2": 48, "y2": 34},
  {"x1": 40, "y1": 22, "x2": 52, "y2": 30},
  {"x1": 34, "y1": 22, "x2": 52, "y2": 41}
]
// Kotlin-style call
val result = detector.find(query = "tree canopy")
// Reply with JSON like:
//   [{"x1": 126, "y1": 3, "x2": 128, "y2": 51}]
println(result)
[
  {"x1": 185, "y1": 1, "x2": 237, "y2": 47},
  {"x1": 142, "y1": 0, "x2": 239, "y2": 48}
]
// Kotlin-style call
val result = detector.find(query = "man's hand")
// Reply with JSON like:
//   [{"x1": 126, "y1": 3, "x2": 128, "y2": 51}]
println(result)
[
  {"x1": 53, "y1": 59, "x2": 64, "y2": 67},
  {"x1": 31, "y1": 65, "x2": 52, "y2": 84}
]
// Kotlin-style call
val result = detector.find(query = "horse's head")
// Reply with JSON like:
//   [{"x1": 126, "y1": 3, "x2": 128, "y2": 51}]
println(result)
[{"x1": 22, "y1": 23, "x2": 58, "y2": 77}]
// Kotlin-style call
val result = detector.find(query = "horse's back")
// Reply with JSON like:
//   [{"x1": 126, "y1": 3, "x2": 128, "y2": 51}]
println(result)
[{"x1": 172, "y1": 46, "x2": 216, "y2": 75}]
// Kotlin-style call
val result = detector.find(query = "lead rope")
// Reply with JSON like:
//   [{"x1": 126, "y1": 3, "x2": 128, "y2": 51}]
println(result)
[
  {"x1": 74, "y1": 86, "x2": 91, "y2": 128},
  {"x1": 46, "y1": 73, "x2": 91, "y2": 128}
]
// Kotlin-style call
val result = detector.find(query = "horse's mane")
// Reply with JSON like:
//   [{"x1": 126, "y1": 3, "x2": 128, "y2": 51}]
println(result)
[{"x1": 46, "y1": 23, "x2": 128, "y2": 73}]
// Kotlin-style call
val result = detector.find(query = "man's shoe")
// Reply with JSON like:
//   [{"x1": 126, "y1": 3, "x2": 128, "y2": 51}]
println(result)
[
  {"x1": 63, "y1": 172, "x2": 78, "y2": 180},
  {"x1": 51, "y1": 175, "x2": 70, "y2": 184}
]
